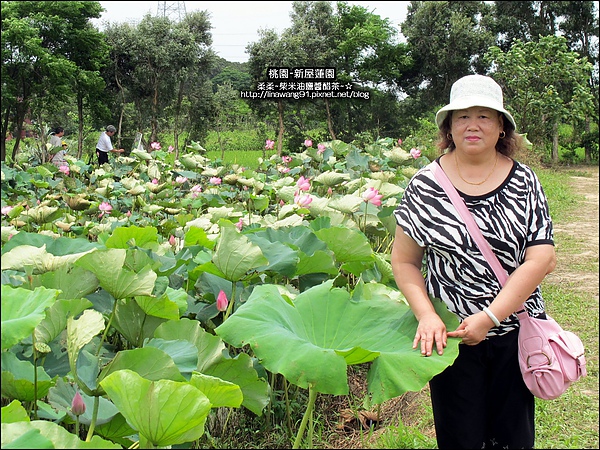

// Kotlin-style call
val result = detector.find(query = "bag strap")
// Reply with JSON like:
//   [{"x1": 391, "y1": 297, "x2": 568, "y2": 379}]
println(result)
[{"x1": 429, "y1": 161, "x2": 509, "y2": 287}]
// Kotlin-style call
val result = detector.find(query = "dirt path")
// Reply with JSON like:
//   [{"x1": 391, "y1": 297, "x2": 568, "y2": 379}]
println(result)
[{"x1": 546, "y1": 165, "x2": 599, "y2": 299}]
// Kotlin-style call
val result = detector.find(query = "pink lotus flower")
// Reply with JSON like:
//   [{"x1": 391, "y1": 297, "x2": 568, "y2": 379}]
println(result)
[
  {"x1": 150, "y1": 142, "x2": 161, "y2": 150},
  {"x1": 304, "y1": 139, "x2": 313, "y2": 147},
  {"x1": 317, "y1": 143, "x2": 325, "y2": 155},
  {"x1": 236, "y1": 217, "x2": 244, "y2": 231},
  {"x1": 209, "y1": 177, "x2": 222, "y2": 185},
  {"x1": 397, "y1": 138, "x2": 403, "y2": 146},
  {"x1": 191, "y1": 184, "x2": 202, "y2": 198},
  {"x1": 327, "y1": 187, "x2": 333, "y2": 196},
  {"x1": 265, "y1": 139, "x2": 275, "y2": 150},
  {"x1": 1, "y1": 205, "x2": 14, "y2": 215},
  {"x1": 296, "y1": 176, "x2": 310, "y2": 192},
  {"x1": 410, "y1": 147, "x2": 421, "y2": 159},
  {"x1": 151, "y1": 178, "x2": 159, "y2": 184},
  {"x1": 282, "y1": 155, "x2": 292, "y2": 164},
  {"x1": 168, "y1": 145, "x2": 174, "y2": 152},
  {"x1": 216, "y1": 290, "x2": 228, "y2": 312},
  {"x1": 98, "y1": 201, "x2": 113, "y2": 218},
  {"x1": 294, "y1": 193, "x2": 313, "y2": 208},
  {"x1": 279, "y1": 166, "x2": 290, "y2": 173},
  {"x1": 169, "y1": 235, "x2": 176, "y2": 246},
  {"x1": 175, "y1": 176, "x2": 188, "y2": 184},
  {"x1": 126, "y1": 210, "x2": 132, "y2": 217},
  {"x1": 71, "y1": 391, "x2": 86, "y2": 416},
  {"x1": 362, "y1": 187, "x2": 382, "y2": 207},
  {"x1": 59, "y1": 165, "x2": 69, "y2": 175}
]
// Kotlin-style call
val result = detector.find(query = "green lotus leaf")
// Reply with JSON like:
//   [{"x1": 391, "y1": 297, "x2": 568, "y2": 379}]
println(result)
[
  {"x1": 131, "y1": 148, "x2": 152, "y2": 161},
  {"x1": 32, "y1": 265, "x2": 99, "y2": 299},
  {"x1": 100, "y1": 369, "x2": 211, "y2": 448},
  {"x1": 99, "y1": 346, "x2": 186, "y2": 385},
  {"x1": 216, "y1": 280, "x2": 460, "y2": 404},
  {"x1": 74, "y1": 248, "x2": 157, "y2": 299},
  {"x1": 147, "y1": 160, "x2": 161, "y2": 180},
  {"x1": 208, "y1": 206, "x2": 235, "y2": 221},
  {"x1": 1, "y1": 245, "x2": 96, "y2": 275},
  {"x1": 104, "y1": 225, "x2": 159, "y2": 250},
  {"x1": 1, "y1": 285, "x2": 60, "y2": 350},
  {"x1": 143, "y1": 204, "x2": 164, "y2": 214},
  {"x1": 67, "y1": 309, "x2": 105, "y2": 373},
  {"x1": 383, "y1": 148, "x2": 413, "y2": 164},
  {"x1": 127, "y1": 184, "x2": 146, "y2": 195},
  {"x1": 153, "y1": 319, "x2": 270, "y2": 415},
  {"x1": 1, "y1": 399, "x2": 30, "y2": 424},
  {"x1": 326, "y1": 194, "x2": 364, "y2": 214},
  {"x1": 135, "y1": 286, "x2": 188, "y2": 320},
  {"x1": 314, "y1": 226, "x2": 373, "y2": 264},
  {"x1": 1, "y1": 352, "x2": 54, "y2": 401},
  {"x1": 313, "y1": 171, "x2": 351, "y2": 186},
  {"x1": 34, "y1": 298, "x2": 92, "y2": 345},
  {"x1": 1, "y1": 420, "x2": 121, "y2": 449},
  {"x1": 213, "y1": 224, "x2": 268, "y2": 282},
  {"x1": 189, "y1": 372, "x2": 243, "y2": 408},
  {"x1": 118, "y1": 177, "x2": 138, "y2": 190}
]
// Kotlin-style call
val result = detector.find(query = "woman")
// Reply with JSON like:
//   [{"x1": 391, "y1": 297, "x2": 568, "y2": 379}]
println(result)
[
  {"x1": 49, "y1": 127, "x2": 64, "y2": 148},
  {"x1": 391, "y1": 74, "x2": 556, "y2": 449}
]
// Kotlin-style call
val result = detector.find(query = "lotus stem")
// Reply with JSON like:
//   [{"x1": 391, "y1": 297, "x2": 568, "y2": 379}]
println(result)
[
  {"x1": 85, "y1": 395, "x2": 100, "y2": 442},
  {"x1": 96, "y1": 298, "x2": 118, "y2": 357},
  {"x1": 292, "y1": 385, "x2": 317, "y2": 449}
]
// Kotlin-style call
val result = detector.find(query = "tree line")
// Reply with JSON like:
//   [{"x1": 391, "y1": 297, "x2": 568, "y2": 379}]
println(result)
[{"x1": 1, "y1": 1, "x2": 598, "y2": 164}]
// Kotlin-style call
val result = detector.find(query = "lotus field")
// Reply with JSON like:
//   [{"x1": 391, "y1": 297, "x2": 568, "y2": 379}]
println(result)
[{"x1": 1, "y1": 137, "x2": 462, "y2": 448}]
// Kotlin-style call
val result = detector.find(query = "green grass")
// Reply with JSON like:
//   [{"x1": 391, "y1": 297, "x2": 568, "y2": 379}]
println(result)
[
  {"x1": 535, "y1": 166, "x2": 599, "y2": 449},
  {"x1": 206, "y1": 149, "x2": 277, "y2": 168}
]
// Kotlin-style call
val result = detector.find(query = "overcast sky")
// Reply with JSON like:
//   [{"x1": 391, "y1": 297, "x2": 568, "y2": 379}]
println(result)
[{"x1": 93, "y1": 1, "x2": 410, "y2": 63}]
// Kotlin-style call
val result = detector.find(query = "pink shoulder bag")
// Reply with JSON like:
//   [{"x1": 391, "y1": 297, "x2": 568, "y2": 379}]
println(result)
[{"x1": 430, "y1": 161, "x2": 586, "y2": 400}]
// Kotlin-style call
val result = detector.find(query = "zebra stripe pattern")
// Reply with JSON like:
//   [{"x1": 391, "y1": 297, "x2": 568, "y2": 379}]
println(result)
[{"x1": 394, "y1": 157, "x2": 554, "y2": 337}]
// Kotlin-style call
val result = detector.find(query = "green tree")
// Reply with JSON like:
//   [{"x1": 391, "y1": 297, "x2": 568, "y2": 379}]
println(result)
[
  {"x1": 399, "y1": 1, "x2": 495, "y2": 114},
  {"x1": 333, "y1": 1, "x2": 412, "y2": 140},
  {"x1": 486, "y1": 35, "x2": 595, "y2": 162},
  {"x1": 555, "y1": 1, "x2": 599, "y2": 162},
  {"x1": 0, "y1": 1, "x2": 105, "y2": 163},
  {"x1": 247, "y1": 28, "x2": 302, "y2": 155},
  {"x1": 103, "y1": 11, "x2": 214, "y2": 148}
]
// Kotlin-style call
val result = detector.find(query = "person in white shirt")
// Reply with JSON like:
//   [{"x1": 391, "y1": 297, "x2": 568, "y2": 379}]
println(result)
[
  {"x1": 49, "y1": 127, "x2": 64, "y2": 148},
  {"x1": 95, "y1": 125, "x2": 124, "y2": 164}
]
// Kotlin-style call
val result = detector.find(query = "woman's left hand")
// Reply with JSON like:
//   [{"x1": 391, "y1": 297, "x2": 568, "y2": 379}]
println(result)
[{"x1": 447, "y1": 312, "x2": 492, "y2": 345}]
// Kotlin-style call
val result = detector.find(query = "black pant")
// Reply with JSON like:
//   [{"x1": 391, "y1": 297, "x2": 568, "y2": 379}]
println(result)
[
  {"x1": 429, "y1": 330, "x2": 535, "y2": 449},
  {"x1": 96, "y1": 149, "x2": 108, "y2": 165}
]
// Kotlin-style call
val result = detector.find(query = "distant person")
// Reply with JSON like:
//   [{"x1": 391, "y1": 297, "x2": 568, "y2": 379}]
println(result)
[
  {"x1": 48, "y1": 127, "x2": 65, "y2": 164},
  {"x1": 95, "y1": 125, "x2": 124, "y2": 164},
  {"x1": 52, "y1": 141, "x2": 69, "y2": 167},
  {"x1": 49, "y1": 127, "x2": 64, "y2": 148}
]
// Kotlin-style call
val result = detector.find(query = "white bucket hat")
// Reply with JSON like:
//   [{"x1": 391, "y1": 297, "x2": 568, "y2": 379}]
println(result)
[{"x1": 435, "y1": 74, "x2": 516, "y2": 130}]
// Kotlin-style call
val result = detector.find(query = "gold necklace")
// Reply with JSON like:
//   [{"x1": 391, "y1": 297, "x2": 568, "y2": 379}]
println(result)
[{"x1": 455, "y1": 153, "x2": 498, "y2": 186}]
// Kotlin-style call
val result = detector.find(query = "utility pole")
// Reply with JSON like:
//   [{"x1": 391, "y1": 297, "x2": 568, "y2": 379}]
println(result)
[{"x1": 156, "y1": 1, "x2": 187, "y2": 22}]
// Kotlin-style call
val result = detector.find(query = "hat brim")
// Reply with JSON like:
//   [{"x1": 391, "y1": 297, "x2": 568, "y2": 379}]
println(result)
[{"x1": 435, "y1": 95, "x2": 516, "y2": 130}]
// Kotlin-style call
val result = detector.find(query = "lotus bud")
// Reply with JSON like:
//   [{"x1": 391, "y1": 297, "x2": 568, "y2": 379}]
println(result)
[
  {"x1": 217, "y1": 290, "x2": 228, "y2": 312},
  {"x1": 71, "y1": 391, "x2": 86, "y2": 416}
]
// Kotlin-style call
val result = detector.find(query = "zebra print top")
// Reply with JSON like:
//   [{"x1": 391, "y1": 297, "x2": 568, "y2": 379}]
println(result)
[{"x1": 394, "y1": 157, "x2": 554, "y2": 337}]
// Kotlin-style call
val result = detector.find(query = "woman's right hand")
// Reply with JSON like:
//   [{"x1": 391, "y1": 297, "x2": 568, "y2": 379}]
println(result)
[{"x1": 414, "y1": 312, "x2": 447, "y2": 356}]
